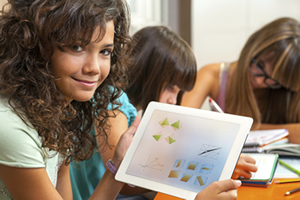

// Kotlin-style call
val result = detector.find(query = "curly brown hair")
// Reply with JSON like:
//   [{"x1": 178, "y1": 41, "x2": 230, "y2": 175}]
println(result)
[{"x1": 0, "y1": 0, "x2": 131, "y2": 163}]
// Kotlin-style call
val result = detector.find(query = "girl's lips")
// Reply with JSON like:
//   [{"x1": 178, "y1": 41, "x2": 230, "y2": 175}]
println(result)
[{"x1": 73, "y1": 78, "x2": 98, "y2": 87}]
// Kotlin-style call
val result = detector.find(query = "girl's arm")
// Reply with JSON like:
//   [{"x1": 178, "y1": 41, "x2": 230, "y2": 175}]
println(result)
[
  {"x1": 181, "y1": 63, "x2": 220, "y2": 109},
  {"x1": 97, "y1": 110, "x2": 128, "y2": 167},
  {"x1": 0, "y1": 165, "x2": 68, "y2": 200},
  {"x1": 56, "y1": 161, "x2": 72, "y2": 199},
  {"x1": 90, "y1": 116, "x2": 140, "y2": 199},
  {"x1": 97, "y1": 111, "x2": 149, "y2": 195}
]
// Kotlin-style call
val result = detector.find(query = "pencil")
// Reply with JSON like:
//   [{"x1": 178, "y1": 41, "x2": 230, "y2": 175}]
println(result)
[
  {"x1": 274, "y1": 179, "x2": 300, "y2": 184},
  {"x1": 285, "y1": 187, "x2": 300, "y2": 196},
  {"x1": 278, "y1": 159, "x2": 300, "y2": 176},
  {"x1": 208, "y1": 98, "x2": 224, "y2": 113}
]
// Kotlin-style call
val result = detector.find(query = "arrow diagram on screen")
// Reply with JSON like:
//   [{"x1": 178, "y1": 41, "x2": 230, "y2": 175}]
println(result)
[{"x1": 198, "y1": 144, "x2": 222, "y2": 159}]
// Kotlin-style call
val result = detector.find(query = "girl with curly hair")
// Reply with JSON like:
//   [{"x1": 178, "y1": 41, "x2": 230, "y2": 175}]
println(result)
[{"x1": 0, "y1": 0, "x2": 137, "y2": 199}]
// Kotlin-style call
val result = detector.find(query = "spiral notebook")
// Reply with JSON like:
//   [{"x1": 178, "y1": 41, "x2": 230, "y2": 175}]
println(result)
[{"x1": 244, "y1": 129, "x2": 289, "y2": 147}]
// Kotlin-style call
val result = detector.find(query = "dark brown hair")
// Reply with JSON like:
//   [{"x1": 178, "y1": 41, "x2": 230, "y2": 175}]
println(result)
[
  {"x1": 0, "y1": 0, "x2": 131, "y2": 163},
  {"x1": 126, "y1": 26, "x2": 197, "y2": 111}
]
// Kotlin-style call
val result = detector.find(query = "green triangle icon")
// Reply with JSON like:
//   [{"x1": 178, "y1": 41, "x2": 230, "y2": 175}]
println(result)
[
  {"x1": 160, "y1": 118, "x2": 169, "y2": 126},
  {"x1": 153, "y1": 134, "x2": 162, "y2": 141},
  {"x1": 171, "y1": 120, "x2": 180, "y2": 129},
  {"x1": 168, "y1": 136, "x2": 176, "y2": 144}
]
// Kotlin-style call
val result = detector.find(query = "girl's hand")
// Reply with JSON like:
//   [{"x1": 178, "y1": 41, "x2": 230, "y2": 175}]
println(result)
[
  {"x1": 111, "y1": 116, "x2": 140, "y2": 167},
  {"x1": 232, "y1": 153, "x2": 258, "y2": 179},
  {"x1": 195, "y1": 179, "x2": 241, "y2": 200}
]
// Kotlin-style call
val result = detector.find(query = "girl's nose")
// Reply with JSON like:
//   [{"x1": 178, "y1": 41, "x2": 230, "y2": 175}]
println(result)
[
  {"x1": 167, "y1": 95, "x2": 177, "y2": 105},
  {"x1": 83, "y1": 54, "x2": 100, "y2": 75},
  {"x1": 255, "y1": 76, "x2": 266, "y2": 87}
]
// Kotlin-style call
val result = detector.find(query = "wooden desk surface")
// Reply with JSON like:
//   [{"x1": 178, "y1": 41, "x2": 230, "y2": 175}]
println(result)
[{"x1": 154, "y1": 178, "x2": 300, "y2": 200}]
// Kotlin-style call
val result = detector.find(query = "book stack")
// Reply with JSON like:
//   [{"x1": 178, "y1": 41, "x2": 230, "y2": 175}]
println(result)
[
  {"x1": 242, "y1": 129, "x2": 289, "y2": 153},
  {"x1": 240, "y1": 153, "x2": 279, "y2": 187}
]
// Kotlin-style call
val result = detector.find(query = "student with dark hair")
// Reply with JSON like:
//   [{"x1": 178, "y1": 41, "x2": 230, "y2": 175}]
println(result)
[{"x1": 0, "y1": 0, "x2": 136, "y2": 199}]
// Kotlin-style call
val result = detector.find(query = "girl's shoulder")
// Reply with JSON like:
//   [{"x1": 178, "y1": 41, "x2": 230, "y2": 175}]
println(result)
[
  {"x1": 0, "y1": 97, "x2": 45, "y2": 168},
  {"x1": 197, "y1": 63, "x2": 223, "y2": 83}
]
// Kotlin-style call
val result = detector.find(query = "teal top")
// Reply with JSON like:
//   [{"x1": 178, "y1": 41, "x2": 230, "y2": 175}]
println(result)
[
  {"x1": 70, "y1": 92, "x2": 137, "y2": 200},
  {"x1": 0, "y1": 97, "x2": 64, "y2": 200}
]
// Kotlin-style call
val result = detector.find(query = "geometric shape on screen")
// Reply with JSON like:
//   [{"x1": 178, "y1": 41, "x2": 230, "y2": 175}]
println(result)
[
  {"x1": 194, "y1": 175, "x2": 208, "y2": 186},
  {"x1": 198, "y1": 144, "x2": 222, "y2": 160},
  {"x1": 140, "y1": 155, "x2": 164, "y2": 171},
  {"x1": 187, "y1": 161, "x2": 198, "y2": 170},
  {"x1": 180, "y1": 173, "x2": 193, "y2": 182},
  {"x1": 174, "y1": 159, "x2": 185, "y2": 168},
  {"x1": 165, "y1": 134, "x2": 176, "y2": 144},
  {"x1": 159, "y1": 118, "x2": 169, "y2": 128},
  {"x1": 171, "y1": 120, "x2": 182, "y2": 130},
  {"x1": 200, "y1": 163, "x2": 214, "y2": 174},
  {"x1": 168, "y1": 170, "x2": 180, "y2": 178},
  {"x1": 153, "y1": 131, "x2": 163, "y2": 141}
]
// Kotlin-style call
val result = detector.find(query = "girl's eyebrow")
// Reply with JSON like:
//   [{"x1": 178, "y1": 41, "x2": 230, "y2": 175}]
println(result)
[
  {"x1": 104, "y1": 43, "x2": 114, "y2": 48},
  {"x1": 89, "y1": 42, "x2": 114, "y2": 48}
]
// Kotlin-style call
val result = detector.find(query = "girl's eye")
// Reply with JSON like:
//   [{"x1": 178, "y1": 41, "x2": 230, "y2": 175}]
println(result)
[
  {"x1": 71, "y1": 44, "x2": 83, "y2": 52},
  {"x1": 167, "y1": 85, "x2": 175, "y2": 91},
  {"x1": 100, "y1": 49, "x2": 112, "y2": 56}
]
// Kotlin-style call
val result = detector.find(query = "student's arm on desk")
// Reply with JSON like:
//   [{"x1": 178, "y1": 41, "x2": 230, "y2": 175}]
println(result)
[{"x1": 259, "y1": 123, "x2": 300, "y2": 144}]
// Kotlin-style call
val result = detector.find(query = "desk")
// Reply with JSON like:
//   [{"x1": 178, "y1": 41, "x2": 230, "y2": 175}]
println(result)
[{"x1": 154, "y1": 178, "x2": 300, "y2": 200}]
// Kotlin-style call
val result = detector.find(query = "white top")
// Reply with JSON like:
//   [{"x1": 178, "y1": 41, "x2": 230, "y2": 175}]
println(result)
[{"x1": 0, "y1": 97, "x2": 64, "y2": 199}]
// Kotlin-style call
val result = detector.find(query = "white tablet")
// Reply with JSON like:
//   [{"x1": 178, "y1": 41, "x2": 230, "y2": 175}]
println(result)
[{"x1": 115, "y1": 102, "x2": 253, "y2": 200}]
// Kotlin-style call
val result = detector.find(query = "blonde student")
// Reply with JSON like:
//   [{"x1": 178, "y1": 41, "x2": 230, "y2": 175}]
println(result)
[
  {"x1": 182, "y1": 17, "x2": 300, "y2": 144},
  {"x1": 70, "y1": 26, "x2": 254, "y2": 200},
  {"x1": 0, "y1": 0, "x2": 138, "y2": 199}
]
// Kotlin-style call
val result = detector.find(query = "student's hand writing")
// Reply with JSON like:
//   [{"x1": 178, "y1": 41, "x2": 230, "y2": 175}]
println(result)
[
  {"x1": 232, "y1": 154, "x2": 258, "y2": 179},
  {"x1": 111, "y1": 116, "x2": 140, "y2": 168},
  {"x1": 195, "y1": 179, "x2": 241, "y2": 200}
]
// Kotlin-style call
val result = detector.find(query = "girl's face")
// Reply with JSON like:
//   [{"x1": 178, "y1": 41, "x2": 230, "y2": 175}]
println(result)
[
  {"x1": 50, "y1": 21, "x2": 114, "y2": 103},
  {"x1": 159, "y1": 85, "x2": 181, "y2": 105},
  {"x1": 249, "y1": 54, "x2": 282, "y2": 89}
]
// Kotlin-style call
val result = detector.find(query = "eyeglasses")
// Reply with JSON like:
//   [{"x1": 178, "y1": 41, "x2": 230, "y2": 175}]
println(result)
[{"x1": 249, "y1": 59, "x2": 283, "y2": 89}]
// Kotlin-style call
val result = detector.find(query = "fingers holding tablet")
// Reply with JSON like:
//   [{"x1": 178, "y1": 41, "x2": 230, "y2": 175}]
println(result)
[{"x1": 195, "y1": 179, "x2": 241, "y2": 200}]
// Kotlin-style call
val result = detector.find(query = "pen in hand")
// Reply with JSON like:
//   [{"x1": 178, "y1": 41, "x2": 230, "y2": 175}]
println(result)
[
  {"x1": 209, "y1": 98, "x2": 224, "y2": 113},
  {"x1": 285, "y1": 187, "x2": 300, "y2": 196}
]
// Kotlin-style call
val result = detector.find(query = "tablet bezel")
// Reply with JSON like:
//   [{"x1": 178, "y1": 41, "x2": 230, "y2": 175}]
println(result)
[{"x1": 115, "y1": 102, "x2": 253, "y2": 199}]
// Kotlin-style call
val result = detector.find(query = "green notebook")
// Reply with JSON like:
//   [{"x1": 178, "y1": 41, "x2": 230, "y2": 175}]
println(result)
[{"x1": 239, "y1": 153, "x2": 279, "y2": 187}]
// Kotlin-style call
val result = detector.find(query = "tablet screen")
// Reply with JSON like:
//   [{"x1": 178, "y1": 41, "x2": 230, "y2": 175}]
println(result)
[{"x1": 125, "y1": 109, "x2": 241, "y2": 193}]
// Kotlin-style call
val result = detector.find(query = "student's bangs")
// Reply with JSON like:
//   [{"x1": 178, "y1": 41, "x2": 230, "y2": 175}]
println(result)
[
  {"x1": 168, "y1": 55, "x2": 197, "y2": 92},
  {"x1": 261, "y1": 38, "x2": 300, "y2": 92}
]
